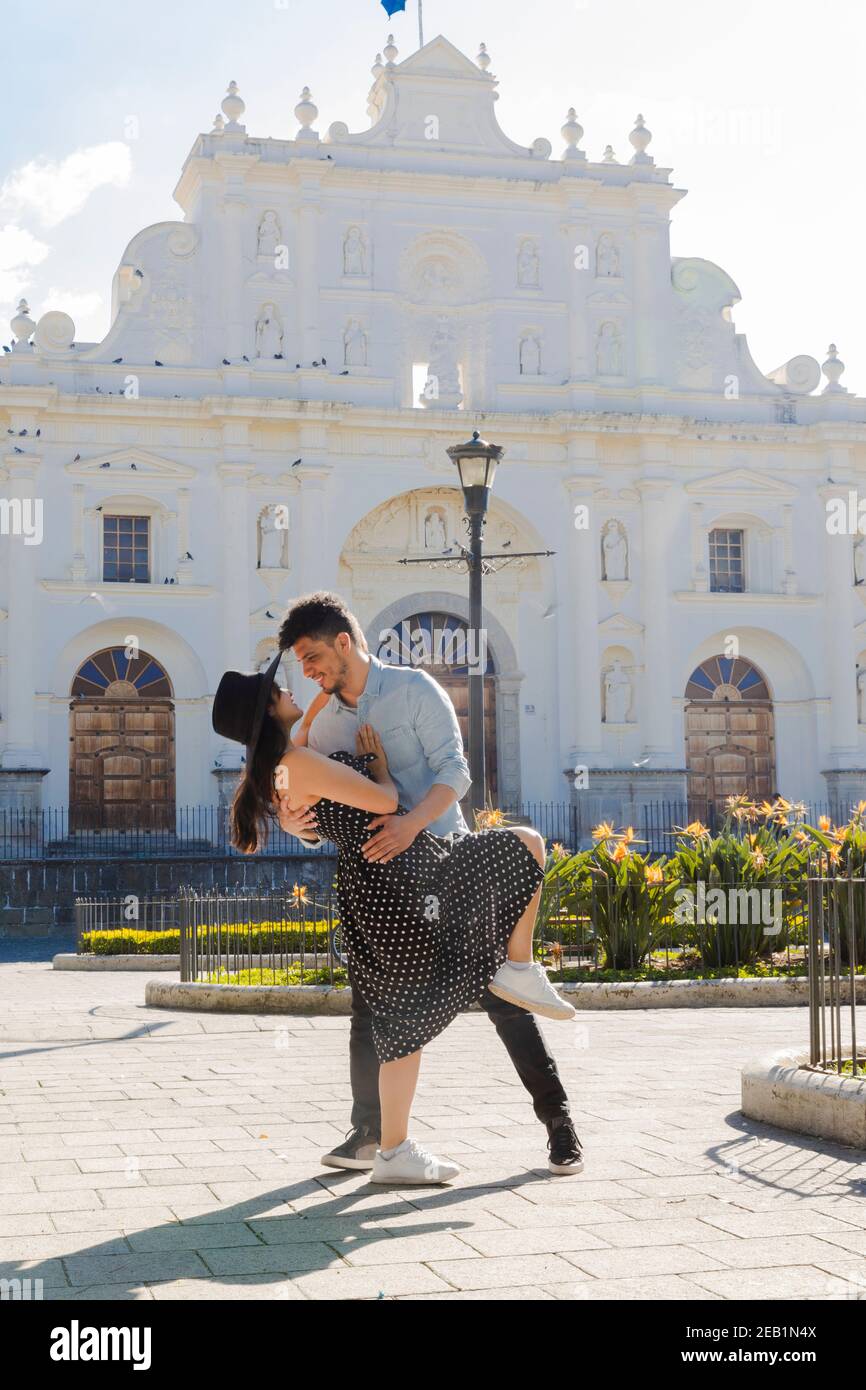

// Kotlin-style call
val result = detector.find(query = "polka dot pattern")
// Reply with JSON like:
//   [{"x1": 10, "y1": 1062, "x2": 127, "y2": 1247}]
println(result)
[{"x1": 313, "y1": 751, "x2": 545, "y2": 1064}]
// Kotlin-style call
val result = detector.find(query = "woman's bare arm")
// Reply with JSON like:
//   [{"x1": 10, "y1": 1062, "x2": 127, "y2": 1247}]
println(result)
[{"x1": 280, "y1": 746, "x2": 398, "y2": 815}]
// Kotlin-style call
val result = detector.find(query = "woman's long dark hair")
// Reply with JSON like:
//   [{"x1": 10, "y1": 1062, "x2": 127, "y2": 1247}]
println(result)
[{"x1": 230, "y1": 711, "x2": 289, "y2": 854}]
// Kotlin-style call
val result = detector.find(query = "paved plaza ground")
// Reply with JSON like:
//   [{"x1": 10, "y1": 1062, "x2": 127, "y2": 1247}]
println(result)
[{"x1": 1, "y1": 943, "x2": 865, "y2": 1302}]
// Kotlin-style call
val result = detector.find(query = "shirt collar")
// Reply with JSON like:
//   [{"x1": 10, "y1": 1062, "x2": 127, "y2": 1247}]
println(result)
[{"x1": 333, "y1": 654, "x2": 385, "y2": 711}]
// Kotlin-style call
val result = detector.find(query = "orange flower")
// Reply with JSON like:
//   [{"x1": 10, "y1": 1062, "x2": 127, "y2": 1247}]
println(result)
[
  {"x1": 645, "y1": 862, "x2": 664, "y2": 884},
  {"x1": 818, "y1": 815, "x2": 831, "y2": 832},
  {"x1": 292, "y1": 884, "x2": 309, "y2": 903},
  {"x1": 476, "y1": 808, "x2": 507, "y2": 829},
  {"x1": 612, "y1": 841, "x2": 630, "y2": 862},
  {"x1": 592, "y1": 821, "x2": 616, "y2": 842}
]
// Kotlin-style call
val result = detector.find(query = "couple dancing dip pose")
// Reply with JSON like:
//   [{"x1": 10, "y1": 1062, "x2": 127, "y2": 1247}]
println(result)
[{"x1": 212, "y1": 592, "x2": 583, "y2": 1184}]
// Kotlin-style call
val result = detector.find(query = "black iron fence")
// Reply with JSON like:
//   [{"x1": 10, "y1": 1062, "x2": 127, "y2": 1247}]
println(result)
[
  {"x1": 74, "y1": 875, "x2": 815, "y2": 981},
  {"x1": 3, "y1": 798, "x2": 850, "y2": 861},
  {"x1": 0, "y1": 805, "x2": 335, "y2": 861},
  {"x1": 806, "y1": 876, "x2": 865, "y2": 1076}
]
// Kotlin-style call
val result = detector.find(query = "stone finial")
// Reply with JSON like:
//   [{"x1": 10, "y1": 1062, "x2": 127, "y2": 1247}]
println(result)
[
  {"x1": 822, "y1": 343, "x2": 847, "y2": 394},
  {"x1": 561, "y1": 108, "x2": 585, "y2": 161},
  {"x1": 383, "y1": 33, "x2": 398, "y2": 64},
  {"x1": 477, "y1": 42, "x2": 491, "y2": 71},
  {"x1": 212, "y1": 112, "x2": 225, "y2": 133},
  {"x1": 602, "y1": 144, "x2": 618, "y2": 162},
  {"x1": 629, "y1": 113, "x2": 653, "y2": 164},
  {"x1": 371, "y1": 52, "x2": 384, "y2": 80},
  {"x1": 11, "y1": 298, "x2": 35, "y2": 350},
  {"x1": 221, "y1": 81, "x2": 246, "y2": 130},
  {"x1": 294, "y1": 87, "x2": 319, "y2": 142}
]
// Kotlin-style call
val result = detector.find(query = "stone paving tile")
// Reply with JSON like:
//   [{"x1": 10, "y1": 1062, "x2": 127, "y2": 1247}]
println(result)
[
  {"x1": 0, "y1": 1256, "x2": 70, "y2": 1286},
  {"x1": 63, "y1": 1250, "x2": 212, "y2": 1287},
  {"x1": 201, "y1": 1241, "x2": 341, "y2": 1275},
  {"x1": 564, "y1": 1243, "x2": 730, "y2": 1279},
  {"x1": 550, "y1": 1275, "x2": 723, "y2": 1300},
  {"x1": 426, "y1": 1252, "x2": 587, "y2": 1291},
  {"x1": 687, "y1": 1234, "x2": 866, "y2": 1268},
  {"x1": 689, "y1": 1265, "x2": 858, "y2": 1300},
  {"x1": 402, "y1": 1285, "x2": 557, "y2": 1300},
  {"x1": 125, "y1": 1223, "x2": 264, "y2": 1253},
  {"x1": 330, "y1": 1231, "x2": 481, "y2": 1265},
  {"x1": 693, "y1": 1208, "x2": 862, "y2": 1239},
  {"x1": 450, "y1": 1226, "x2": 611, "y2": 1257},
  {"x1": 293, "y1": 1263, "x2": 452, "y2": 1298},
  {"x1": 148, "y1": 1276, "x2": 308, "y2": 1300}
]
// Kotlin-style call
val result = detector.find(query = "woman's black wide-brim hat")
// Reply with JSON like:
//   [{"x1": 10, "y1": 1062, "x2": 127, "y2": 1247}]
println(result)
[{"x1": 212, "y1": 650, "x2": 283, "y2": 766}]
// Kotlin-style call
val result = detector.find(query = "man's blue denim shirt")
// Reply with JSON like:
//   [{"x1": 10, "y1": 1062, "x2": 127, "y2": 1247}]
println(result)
[{"x1": 307, "y1": 655, "x2": 471, "y2": 837}]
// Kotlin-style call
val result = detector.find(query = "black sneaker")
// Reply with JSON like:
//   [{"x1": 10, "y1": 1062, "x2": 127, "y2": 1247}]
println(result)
[
  {"x1": 321, "y1": 1126, "x2": 381, "y2": 1170},
  {"x1": 546, "y1": 1116, "x2": 584, "y2": 1175}
]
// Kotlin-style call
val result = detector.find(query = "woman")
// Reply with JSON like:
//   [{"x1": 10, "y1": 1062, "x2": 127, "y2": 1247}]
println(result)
[{"x1": 212, "y1": 653, "x2": 575, "y2": 1185}]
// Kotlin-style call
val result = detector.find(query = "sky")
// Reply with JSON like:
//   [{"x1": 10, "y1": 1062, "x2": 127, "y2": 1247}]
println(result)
[{"x1": 1, "y1": 0, "x2": 864, "y2": 391}]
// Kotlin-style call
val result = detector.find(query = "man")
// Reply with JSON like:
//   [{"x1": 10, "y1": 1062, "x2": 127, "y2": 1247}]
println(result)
[{"x1": 277, "y1": 591, "x2": 582, "y2": 1175}]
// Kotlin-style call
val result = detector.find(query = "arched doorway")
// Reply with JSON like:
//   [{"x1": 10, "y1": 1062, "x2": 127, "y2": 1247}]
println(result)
[
  {"x1": 69, "y1": 647, "x2": 175, "y2": 830},
  {"x1": 376, "y1": 610, "x2": 498, "y2": 801},
  {"x1": 684, "y1": 655, "x2": 775, "y2": 817}
]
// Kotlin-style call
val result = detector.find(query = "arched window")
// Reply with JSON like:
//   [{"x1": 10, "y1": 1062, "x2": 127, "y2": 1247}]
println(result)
[{"x1": 71, "y1": 647, "x2": 173, "y2": 699}]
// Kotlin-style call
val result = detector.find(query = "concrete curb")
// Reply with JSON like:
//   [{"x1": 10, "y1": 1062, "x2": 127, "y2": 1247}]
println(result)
[
  {"x1": 144, "y1": 973, "x2": 866, "y2": 1015},
  {"x1": 741, "y1": 1048, "x2": 866, "y2": 1148},
  {"x1": 145, "y1": 979, "x2": 352, "y2": 1013},
  {"x1": 54, "y1": 953, "x2": 180, "y2": 971}
]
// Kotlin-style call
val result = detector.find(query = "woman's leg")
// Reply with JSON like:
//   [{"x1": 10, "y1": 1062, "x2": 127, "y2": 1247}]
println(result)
[
  {"x1": 504, "y1": 827, "x2": 546, "y2": 963},
  {"x1": 379, "y1": 1049, "x2": 423, "y2": 1150}
]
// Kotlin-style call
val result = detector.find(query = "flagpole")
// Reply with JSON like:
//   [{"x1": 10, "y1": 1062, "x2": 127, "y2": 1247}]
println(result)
[{"x1": 418, "y1": 0, "x2": 424, "y2": 47}]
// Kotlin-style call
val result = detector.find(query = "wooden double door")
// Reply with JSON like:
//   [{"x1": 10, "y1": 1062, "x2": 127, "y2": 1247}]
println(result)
[
  {"x1": 685, "y1": 699, "x2": 775, "y2": 817},
  {"x1": 69, "y1": 699, "x2": 175, "y2": 831}
]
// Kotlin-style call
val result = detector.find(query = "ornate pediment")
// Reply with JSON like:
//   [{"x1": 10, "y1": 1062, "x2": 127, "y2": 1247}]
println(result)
[
  {"x1": 685, "y1": 469, "x2": 798, "y2": 499},
  {"x1": 66, "y1": 448, "x2": 197, "y2": 481},
  {"x1": 598, "y1": 612, "x2": 644, "y2": 637}
]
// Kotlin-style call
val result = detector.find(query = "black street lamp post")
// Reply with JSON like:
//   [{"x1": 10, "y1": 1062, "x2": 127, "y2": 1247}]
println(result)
[
  {"x1": 445, "y1": 431, "x2": 503, "y2": 816},
  {"x1": 398, "y1": 429, "x2": 555, "y2": 819}
]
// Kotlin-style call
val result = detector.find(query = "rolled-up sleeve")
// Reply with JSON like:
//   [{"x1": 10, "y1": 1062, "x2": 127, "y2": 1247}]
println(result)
[{"x1": 407, "y1": 669, "x2": 472, "y2": 800}]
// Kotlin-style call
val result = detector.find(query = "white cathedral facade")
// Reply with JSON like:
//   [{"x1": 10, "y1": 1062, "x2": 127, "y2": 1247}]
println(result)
[{"x1": 1, "y1": 34, "x2": 865, "y2": 837}]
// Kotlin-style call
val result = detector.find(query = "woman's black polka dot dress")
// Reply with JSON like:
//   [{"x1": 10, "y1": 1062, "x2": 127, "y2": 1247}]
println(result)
[{"x1": 312, "y1": 751, "x2": 545, "y2": 1064}]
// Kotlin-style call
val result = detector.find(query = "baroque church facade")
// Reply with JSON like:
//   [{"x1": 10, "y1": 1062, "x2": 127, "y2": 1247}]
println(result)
[{"x1": 1, "y1": 34, "x2": 865, "y2": 836}]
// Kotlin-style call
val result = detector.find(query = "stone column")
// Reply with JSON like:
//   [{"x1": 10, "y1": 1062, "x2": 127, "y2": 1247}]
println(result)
[
  {"x1": 563, "y1": 473, "x2": 603, "y2": 764},
  {"x1": 220, "y1": 189, "x2": 247, "y2": 361},
  {"x1": 0, "y1": 453, "x2": 48, "y2": 810},
  {"x1": 820, "y1": 479, "x2": 859, "y2": 765},
  {"x1": 214, "y1": 462, "x2": 254, "y2": 769},
  {"x1": 638, "y1": 475, "x2": 675, "y2": 755},
  {"x1": 561, "y1": 202, "x2": 591, "y2": 386},
  {"x1": 296, "y1": 177, "x2": 321, "y2": 366},
  {"x1": 296, "y1": 464, "x2": 333, "y2": 593},
  {"x1": 633, "y1": 214, "x2": 672, "y2": 387}
]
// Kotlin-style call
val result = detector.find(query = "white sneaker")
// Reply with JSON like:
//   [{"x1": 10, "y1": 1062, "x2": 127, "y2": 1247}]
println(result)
[
  {"x1": 370, "y1": 1138, "x2": 461, "y2": 1185},
  {"x1": 488, "y1": 960, "x2": 576, "y2": 1020}
]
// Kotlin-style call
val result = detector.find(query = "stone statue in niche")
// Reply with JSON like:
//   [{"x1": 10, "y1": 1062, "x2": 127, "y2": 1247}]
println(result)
[
  {"x1": 258, "y1": 505, "x2": 289, "y2": 569},
  {"x1": 255, "y1": 303, "x2": 283, "y2": 359},
  {"x1": 257, "y1": 210, "x2": 281, "y2": 259},
  {"x1": 517, "y1": 239, "x2": 540, "y2": 287},
  {"x1": 343, "y1": 319, "x2": 368, "y2": 366},
  {"x1": 602, "y1": 660, "x2": 632, "y2": 723},
  {"x1": 423, "y1": 318, "x2": 462, "y2": 403},
  {"x1": 424, "y1": 509, "x2": 447, "y2": 551},
  {"x1": 343, "y1": 226, "x2": 367, "y2": 275},
  {"x1": 596, "y1": 321, "x2": 623, "y2": 376},
  {"x1": 854, "y1": 536, "x2": 866, "y2": 586},
  {"x1": 519, "y1": 334, "x2": 541, "y2": 375},
  {"x1": 601, "y1": 519, "x2": 629, "y2": 581},
  {"x1": 596, "y1": 232, "x2": 621, "y2": 278}
]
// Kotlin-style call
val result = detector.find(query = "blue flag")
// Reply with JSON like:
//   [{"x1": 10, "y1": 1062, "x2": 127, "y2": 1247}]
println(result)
[{"x1": 381, "y1": 0, "x2": 406, "y2": 14}]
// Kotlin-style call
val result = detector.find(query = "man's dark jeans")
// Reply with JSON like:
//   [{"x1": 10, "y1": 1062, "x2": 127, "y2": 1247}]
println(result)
[{"x1": 348, "y1": 970, "x2": 570, "y2": 1134}]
